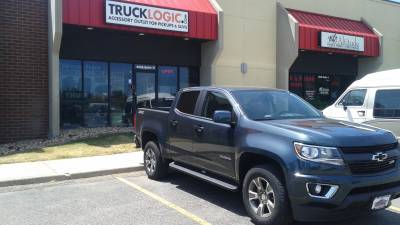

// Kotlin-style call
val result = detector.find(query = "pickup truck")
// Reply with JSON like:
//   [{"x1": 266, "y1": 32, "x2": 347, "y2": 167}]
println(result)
[{"x1": 135, "y1": 87, "x2": 400, "y2": 225}]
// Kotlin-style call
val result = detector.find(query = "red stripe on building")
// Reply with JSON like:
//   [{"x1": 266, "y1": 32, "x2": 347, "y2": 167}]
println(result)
[
  {"x1": 288, "y1": 9, "x2": 380, "y2": 57},
  {"x1": 63, "y1": 0, "x2": 218, "y2": 40}
]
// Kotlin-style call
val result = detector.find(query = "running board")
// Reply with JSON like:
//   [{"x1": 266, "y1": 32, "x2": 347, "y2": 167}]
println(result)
[{"x1": 169, "y1": 162, "x2": 238, "y2": 191}]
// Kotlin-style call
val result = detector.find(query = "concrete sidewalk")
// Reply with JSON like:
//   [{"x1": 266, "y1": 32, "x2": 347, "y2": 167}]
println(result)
[{"x1": 0, "y1": 151, "x2": 144, "y2": 187}]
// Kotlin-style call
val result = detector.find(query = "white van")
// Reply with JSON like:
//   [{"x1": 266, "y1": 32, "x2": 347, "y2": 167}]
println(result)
[{"x1": 323, "y1": 69, "x2": 400, "y2": 138}]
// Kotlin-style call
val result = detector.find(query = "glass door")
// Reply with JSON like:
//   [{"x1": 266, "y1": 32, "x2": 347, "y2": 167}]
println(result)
[
  {"x1": 110, "y1": 63, "x2": 132, "y2": 126},
  {"x1": 83, "y1": 61, "x2": 109, "y2": 127},
  {"x1": 134, "y1": 65, "x2": 156, "y2": 110}
]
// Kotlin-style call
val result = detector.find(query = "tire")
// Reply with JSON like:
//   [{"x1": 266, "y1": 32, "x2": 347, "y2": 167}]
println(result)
[
  {"x1": 143, "y1": 141, "x2": 169, "y2": 179},
  {"x1": 242, "y1": 165, "x2": 291, "y2": 225}
]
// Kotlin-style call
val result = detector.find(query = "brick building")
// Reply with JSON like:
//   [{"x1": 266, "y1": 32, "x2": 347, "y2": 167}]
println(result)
[{"x1": 0, "y1": 0, "x2": 48, "y2": 143}]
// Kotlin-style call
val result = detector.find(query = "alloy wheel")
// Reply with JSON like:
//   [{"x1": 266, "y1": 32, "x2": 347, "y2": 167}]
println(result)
[
  {"x1": 145, "y1": 148, "x2": 156, "y2": 174},
  {"x1": 248, "y1": 177, "x2": 276, "y2": 218}
]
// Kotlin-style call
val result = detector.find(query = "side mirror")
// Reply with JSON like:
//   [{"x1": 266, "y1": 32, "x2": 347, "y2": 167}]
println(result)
[
  {"x1": 342, "y1": 101, "x2": 348, "y2": 111},
  {"x1": 213, "y1": 110, "x2": 233, "y2": 125}
]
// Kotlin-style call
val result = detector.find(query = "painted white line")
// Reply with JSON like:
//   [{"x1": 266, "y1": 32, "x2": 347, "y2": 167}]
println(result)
[{"x1": 115, "y1": 176, "x2": 212, "y2": 225}]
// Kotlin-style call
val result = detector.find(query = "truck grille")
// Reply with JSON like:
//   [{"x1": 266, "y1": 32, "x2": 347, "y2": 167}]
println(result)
[
  {"x1": 348, "y1": 157, "x2": 397, "y2": 174},
  {"x1": 341, "y1": 143, "x2": 398, "y2": 154}
]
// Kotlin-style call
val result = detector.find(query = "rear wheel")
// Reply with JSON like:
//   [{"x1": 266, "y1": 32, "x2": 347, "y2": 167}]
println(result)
[
  {"x1": 143, "y1": 141, "x2": 168, "y2": 179},
  {"x1": 242, "y1": 165, "x2": 291, "y2": 225}
]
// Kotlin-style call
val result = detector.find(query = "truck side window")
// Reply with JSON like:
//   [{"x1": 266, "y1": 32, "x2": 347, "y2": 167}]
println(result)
[
  {"x1": 202, "y1": 91, "x2": 232, "y2": 119},
  {"x1": 338, "y1": 89, "x2": 366, "y2": 106},
  {"x1": 374, "y1": 89, "x2": 400, "y2": 118},
  {"x1": 176, "y1": 91, "x2": 200, "y2": 115}
]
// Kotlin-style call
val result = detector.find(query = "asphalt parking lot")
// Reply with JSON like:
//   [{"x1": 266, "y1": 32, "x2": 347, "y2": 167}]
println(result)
[{"x1": 0, "y1": 171, "x2": 399, "y2": 225}]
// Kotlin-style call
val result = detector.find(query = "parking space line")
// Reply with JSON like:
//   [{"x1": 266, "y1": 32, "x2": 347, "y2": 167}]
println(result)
[
  {"x1": 389, "y1": 206, "x2": 400, "y2": 213},
  {"x1": 114, "y1": 176, "x2": 212, "y2": 225}
]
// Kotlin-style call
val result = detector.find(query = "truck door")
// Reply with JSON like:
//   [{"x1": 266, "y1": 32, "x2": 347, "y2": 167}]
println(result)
[
  {"x1": 192, "y1": 90, "x2": 236, "y2": 178},
  {"x1": 167, "y1": 90, "x2": 201, "y2": 166}
]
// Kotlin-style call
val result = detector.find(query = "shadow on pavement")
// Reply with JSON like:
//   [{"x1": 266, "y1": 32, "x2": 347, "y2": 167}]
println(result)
[
  {"x1": 161, "y1": 171, "x2": 400, "y2": 225},
  {"x1": 162, "y1": 171, "x2": 248, "y2": 217}
]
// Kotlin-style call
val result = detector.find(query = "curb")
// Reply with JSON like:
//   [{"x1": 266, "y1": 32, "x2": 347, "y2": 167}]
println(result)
[{"x1": 0, "y1": 165, "x2": 144, "y2": 188}]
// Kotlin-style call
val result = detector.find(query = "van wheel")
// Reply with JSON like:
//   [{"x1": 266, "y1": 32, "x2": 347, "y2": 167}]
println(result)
[
  {"x1": 242, "y1": 165, "x2": 291, "y2": 225},
  {"x1": 143, "y1": 141, "x2": 168, "y2": 179}
]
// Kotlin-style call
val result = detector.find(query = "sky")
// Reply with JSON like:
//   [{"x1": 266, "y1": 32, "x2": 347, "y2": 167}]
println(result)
[{"x1": 388, "y1": 0, "x2": 400, "y2": 3}]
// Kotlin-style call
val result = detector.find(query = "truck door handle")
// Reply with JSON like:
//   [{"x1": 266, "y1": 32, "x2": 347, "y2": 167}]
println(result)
[
  {"x1": 357, "y1": 110, "x2": 366, "y2": 117},
  {"x1": 170, "y1": 120, "x2": 179, "y2": 127},
  {"x1": 194, "y1": 125, "x2": 204, "y2": 133}
]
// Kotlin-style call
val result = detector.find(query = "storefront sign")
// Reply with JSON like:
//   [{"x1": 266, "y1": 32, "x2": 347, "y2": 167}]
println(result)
[
  {"x1": 135, "y1": 64, "x2": 156, "y2": 70},
  {"x1": 320, "y1": 32, "x2": 364, "y2": 52},
  {"x1": 105, "y1": 0, "x2": 189, "y2": 32}
]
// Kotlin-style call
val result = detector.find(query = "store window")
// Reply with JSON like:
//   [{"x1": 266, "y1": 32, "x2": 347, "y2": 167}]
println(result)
[
  {"x1": 83, "y1": 61, "x2": 109, "y2": 127},
  {"x1": 289, "y1": 74, "x2": 354, "y2": 109},
  {"x1": 110, "y1": 63, "x2": 132, "y2": 126},
  {"x1": 60, "y1": 59, "x2": 83, "y2": 128},
  {"x1": 158, "y1": 66, "x2": 177, "y2": 108},
  {"x1": 60, "y1": 60, "x2": 199, "y2": 129},
  {"x1": 179, "y1": 67, "x2": 190, "y2": 89},
  {"x1": 136, "y1": 70, "x2": 156, "y2": 109},
  {"x1": 374, "y1": 89, "x2": 400, "y2": 118}
]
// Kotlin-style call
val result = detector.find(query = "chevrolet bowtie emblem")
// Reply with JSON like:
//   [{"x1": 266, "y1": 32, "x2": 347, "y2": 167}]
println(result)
[{"x1": 372, "y1": 152, "x2": 388, "y2": 162}]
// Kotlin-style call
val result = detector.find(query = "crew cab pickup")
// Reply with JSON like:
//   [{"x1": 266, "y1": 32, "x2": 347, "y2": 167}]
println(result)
[{"x1": 135, "y1": 87, "x2": 400, "y2": 225}]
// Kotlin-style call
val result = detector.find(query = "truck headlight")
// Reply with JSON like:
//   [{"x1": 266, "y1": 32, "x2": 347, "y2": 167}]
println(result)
[{"x1": 294, "y1": 142, "x2": 344, "y2": 166}]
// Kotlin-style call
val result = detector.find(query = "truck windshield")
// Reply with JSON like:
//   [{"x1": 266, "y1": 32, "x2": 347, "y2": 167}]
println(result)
[{"x1": 232, "y1": 90, "x2": 322, "y2": 121}]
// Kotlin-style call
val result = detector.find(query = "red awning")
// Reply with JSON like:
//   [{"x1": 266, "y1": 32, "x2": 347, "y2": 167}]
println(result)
[
  {"x1": 63, "y1": 0, "x2": 218, "y2": 40},
  {"x1": 288, "y1": 9, "x2": 380, "y2": 57}
]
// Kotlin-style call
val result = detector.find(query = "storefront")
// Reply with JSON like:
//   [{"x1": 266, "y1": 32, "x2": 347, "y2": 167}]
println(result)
[
  {"x1": 59, "y1": 0, "x2": 217, "y2": 128},
  {"x1": 279, "y1": 8, "x2": 381, "y2": 109},
  {"x1": 3, "y1": 0, "x2": 400, "y2": 143},
  {"x1": 277, "y1": 7, "x2": 380, "y2": 109}
]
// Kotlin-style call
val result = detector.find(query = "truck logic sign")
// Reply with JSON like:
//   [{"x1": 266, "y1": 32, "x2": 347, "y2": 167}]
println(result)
[{"x1": 105, "y1": 0, "x2": 189, "y2": 32}]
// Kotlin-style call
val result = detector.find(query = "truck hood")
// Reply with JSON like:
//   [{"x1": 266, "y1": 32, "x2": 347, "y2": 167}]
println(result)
[{"x1": 265, "y1": 118, "x2": 397, "y2": 147}]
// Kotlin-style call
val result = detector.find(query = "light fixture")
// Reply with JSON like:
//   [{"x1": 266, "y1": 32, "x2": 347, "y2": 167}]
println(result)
[
  {"x1": 300, "y1": 49, "x2": 306, "y2": 52},
  {"x1": 328, "y1": 52, "x2": 333, "y2": 55},
  {"x1": 184, "y1": 37, "x2": 190, "y2": 41},
  {"x1": 138, "y1": 33, "x2": 145, "y2": 36},
  {"x1": 87, "y1": 27, "x2": 94, "y2": 30}
]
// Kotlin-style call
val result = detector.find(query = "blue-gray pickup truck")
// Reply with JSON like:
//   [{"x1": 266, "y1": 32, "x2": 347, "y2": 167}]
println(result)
[{"x1": 135, "y1": 87, "x2": 400, "y2": 225}]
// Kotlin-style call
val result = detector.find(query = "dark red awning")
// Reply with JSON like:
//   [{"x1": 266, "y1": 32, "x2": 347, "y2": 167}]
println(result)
[
  {"x1": 288, "y1": 9, "x2": 380, "y2": 57},
  {"x1": 63, "y1": 0, "x2": 218, "y2": 40}
]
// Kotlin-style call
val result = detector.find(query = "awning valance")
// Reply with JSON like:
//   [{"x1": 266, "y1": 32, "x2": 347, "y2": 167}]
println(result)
[
  {"x1": 288, "y1": 9, "x2": 380, "y2": 57},
  {"x1": 63, "y1": 0, "x2": 218, "y2": 40}
]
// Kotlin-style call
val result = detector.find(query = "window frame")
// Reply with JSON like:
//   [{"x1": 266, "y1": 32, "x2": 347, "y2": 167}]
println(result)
[
  {"x1": 200, "y1": 90, "x2": 234, "y2": 120},
  {"x1": 174, "y1": 90, "x2": 202, "y2": 116},
  {"x1": 336, "y1": 89, "x2": 367, "y2": 107}
]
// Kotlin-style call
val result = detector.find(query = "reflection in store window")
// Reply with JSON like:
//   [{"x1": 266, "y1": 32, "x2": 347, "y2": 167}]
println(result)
[
  {"x1": 60, "y1": 59, "x2": 83, "y2": 128},
  {"x1": 83, "y1": 61, "x2": 109, "y2": 127},
  {"x1": 289, "y1": 73, "x2": 354, "y2": 109},
  {"x1": 136, "y1": 71, "x2": 156, "y2": 109},
  {"x1": 158, "y1": 66, "x2": 177, "y2": 108},
  {"x1": 110, "y1": 63, "x2": 132, "y2": 126},
  {"x1": 179, "y1": 67, "x2": 190, "y2": 89}
]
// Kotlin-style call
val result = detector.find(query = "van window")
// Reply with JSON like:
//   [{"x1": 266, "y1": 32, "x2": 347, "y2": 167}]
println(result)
[
  {"x1": 176, "y1": 91, "x2": 200, "y2": 115},
  {"x1": 202, "y1": 91, "x2": 232, "y2": 119},
  {"x1": 338, "y1": 89, "x2": 367, "y2": 106},
  {"x1": 373, "y1": 89, "x2": 400, "y2": 118}
]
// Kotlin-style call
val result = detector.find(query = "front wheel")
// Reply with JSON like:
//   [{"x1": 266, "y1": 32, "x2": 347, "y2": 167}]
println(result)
[
  {"x1": 242, "y1": 165, "x2": 291, "y2": 225},
  {"x1": 143, "y1": 141, "x2": 168, "y2": 179}
]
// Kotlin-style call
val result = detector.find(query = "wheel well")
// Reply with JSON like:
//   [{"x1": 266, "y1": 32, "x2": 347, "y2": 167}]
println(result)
[
  {"x1": 239, "y1": 152, "x2": 285, "y2": 183},
  {"x1": 141, "y1": 131, "x2": 158, "y2": 149}
]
